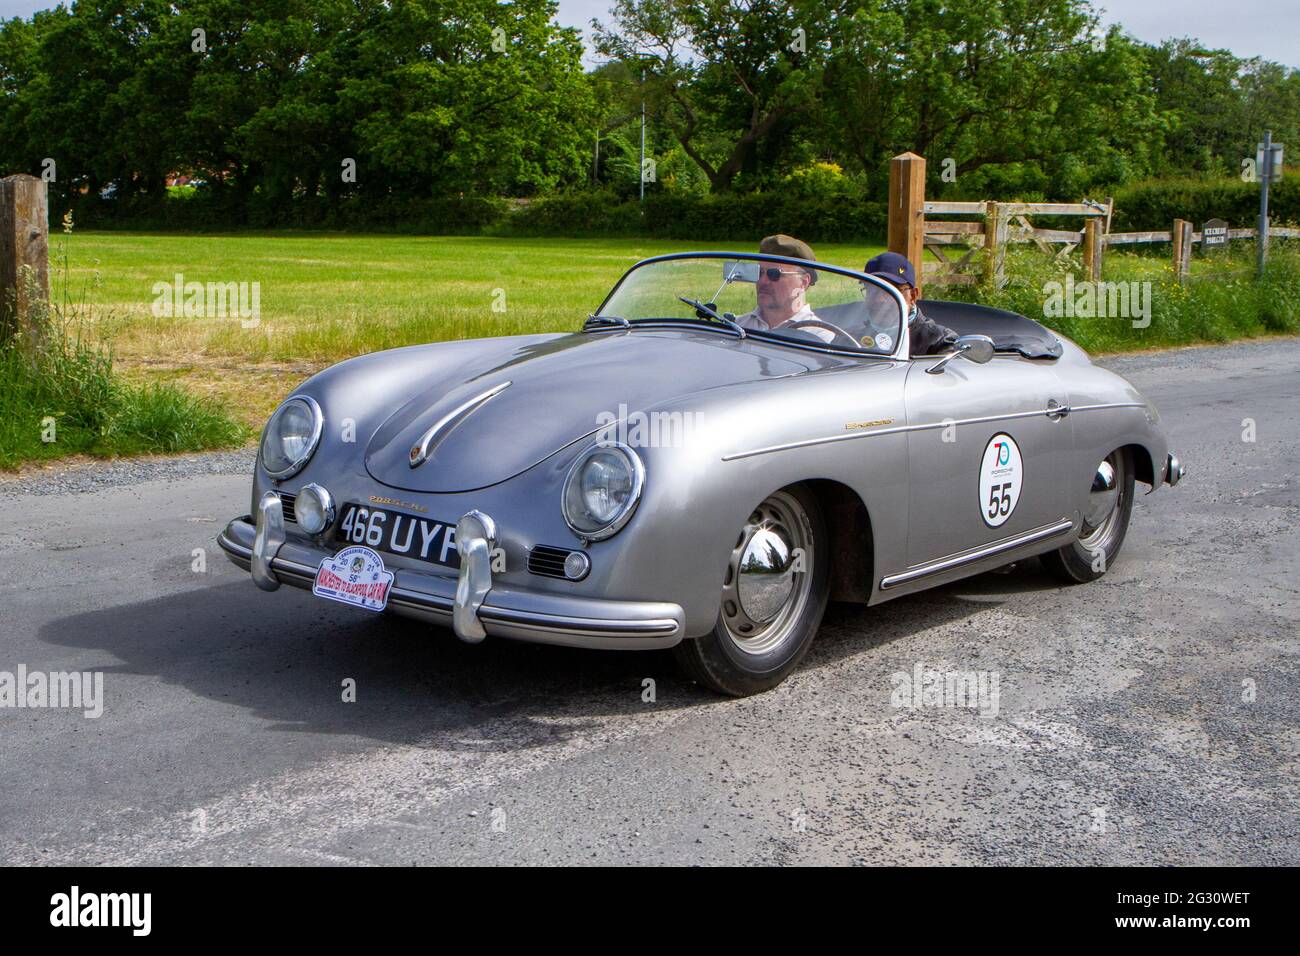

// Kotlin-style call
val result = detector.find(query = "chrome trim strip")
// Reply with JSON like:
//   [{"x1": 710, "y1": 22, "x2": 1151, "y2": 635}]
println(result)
[
  {"x1": 409, "y1": 381, "x2": 511, "y2": 468},
  {"x1": 879, "y1": 519, "x2": 1075, "y2": 590},
  {"x1": 476, "y1": 606, "x2": 680, "y2": 635},
  {"x1": 1068, "y1": 402, "x2": 1146, "y2": 413},
  {"x1": 722, "y1": 401, "x2": 1149, "y2": 461}
]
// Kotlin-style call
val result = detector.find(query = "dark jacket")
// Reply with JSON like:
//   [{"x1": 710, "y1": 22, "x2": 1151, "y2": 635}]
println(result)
[{"x1": 909, "y1": 304, "x2": 958, "y2": 356}]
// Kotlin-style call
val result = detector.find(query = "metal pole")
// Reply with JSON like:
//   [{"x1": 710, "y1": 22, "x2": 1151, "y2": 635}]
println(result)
[
  {"x1": 639, "y1": 69, "x2": 646, "y2": 202},
  {"x1": 1258, "y1": 129, "x2": 1271, "y2": 278}
]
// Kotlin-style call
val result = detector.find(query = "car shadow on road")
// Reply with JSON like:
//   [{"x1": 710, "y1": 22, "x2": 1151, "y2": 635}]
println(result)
[{"x1": 38, "y1": 561, "x2": 1058, "y2": 750}]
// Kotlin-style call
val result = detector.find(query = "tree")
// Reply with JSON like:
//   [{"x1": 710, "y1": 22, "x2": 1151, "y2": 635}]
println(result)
[{"x1": 595, "y1": 0, "x2": 825, "y2": 192}]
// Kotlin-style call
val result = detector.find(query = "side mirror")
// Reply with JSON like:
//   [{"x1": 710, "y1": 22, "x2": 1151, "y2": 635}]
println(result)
[{"x1": 926, "y1": 334, "x2": 996, "y2": 375}]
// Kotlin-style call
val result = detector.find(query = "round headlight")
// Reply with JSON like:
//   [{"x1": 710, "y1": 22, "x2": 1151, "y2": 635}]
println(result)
[
  {"x1": 562, "y1": 442, "x2": 644, "y2": 540},
  {"x1": 260, "y1": 396, "x2": 323, "y2": 479},
  {"x1": 295, "y1": 483, "x2": 335, "y2": 535}
]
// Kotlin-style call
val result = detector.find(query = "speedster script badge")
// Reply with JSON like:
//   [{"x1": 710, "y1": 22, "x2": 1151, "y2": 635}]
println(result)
[{"x1": 313, "y1": 545, "x2": 395, "y2": 612}]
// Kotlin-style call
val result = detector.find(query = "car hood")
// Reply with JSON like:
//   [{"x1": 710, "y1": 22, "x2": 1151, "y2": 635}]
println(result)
[{"x1": 364, "y1": 329, "x2": 814, "y2": 493}]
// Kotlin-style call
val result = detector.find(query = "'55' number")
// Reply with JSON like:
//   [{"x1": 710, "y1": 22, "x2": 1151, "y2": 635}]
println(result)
[{"x1": 987, "y1": 482, "x2": 1013, "y2": 518}]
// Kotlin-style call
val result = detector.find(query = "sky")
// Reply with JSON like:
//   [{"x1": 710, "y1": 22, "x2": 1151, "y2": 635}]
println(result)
[{"x1": 0, "y1": 0, "x2": 1296, "y2": 69}]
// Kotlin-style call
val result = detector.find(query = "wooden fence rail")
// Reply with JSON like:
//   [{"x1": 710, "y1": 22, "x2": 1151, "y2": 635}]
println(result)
[{"x1": 888, "y1": 151, "x2": 1297, "y2": 289}]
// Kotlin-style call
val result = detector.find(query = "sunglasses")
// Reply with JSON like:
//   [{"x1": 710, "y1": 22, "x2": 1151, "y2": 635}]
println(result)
[{"x1": 758, "y1": 268, "x2": 806, "y2": 281}]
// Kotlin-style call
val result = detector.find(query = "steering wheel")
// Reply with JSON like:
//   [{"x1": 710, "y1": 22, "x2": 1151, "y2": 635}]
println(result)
[{"x1": 782, "y1": 318, "x2": 860, "y2": 348}]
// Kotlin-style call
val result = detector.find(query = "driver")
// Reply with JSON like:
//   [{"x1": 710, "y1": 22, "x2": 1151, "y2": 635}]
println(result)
[{"x1": 735, "y1": 234, "x2": 835, "y2": 343}]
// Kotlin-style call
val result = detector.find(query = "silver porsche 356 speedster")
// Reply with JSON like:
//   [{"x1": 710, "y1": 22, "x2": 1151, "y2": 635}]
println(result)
[{"x1": 220, "y1": 252, "x2": 1184, "y2": 696}]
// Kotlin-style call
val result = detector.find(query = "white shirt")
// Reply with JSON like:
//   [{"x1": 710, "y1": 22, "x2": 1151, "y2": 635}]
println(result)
[{"x1": 734, "y1": 304, "x2": 834, "y2": 343}]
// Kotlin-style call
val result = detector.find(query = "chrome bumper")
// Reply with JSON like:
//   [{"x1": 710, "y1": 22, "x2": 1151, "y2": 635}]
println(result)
[
  {"x1": 216, "y1": 510, "x2": 684, "y2": 651},
  {"x1": 1165, "y1": 451, "x2": 1186, "y2": 487}
]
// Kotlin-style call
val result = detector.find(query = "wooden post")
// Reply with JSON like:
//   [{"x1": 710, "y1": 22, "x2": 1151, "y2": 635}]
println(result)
[
  {"x1": 982, "y1": 201, "x2": 1008, "y2": 288},
  {"x1": 0, "y1": 173, "x2": 49, "y2": 342},
  {"x1": 1082, "y1": 219, "x2": 1102, "y2": 282},
  {"x1": 1172, "y1": 219, "x2": 1192, "y2": 285},
  {"x1": 888, "y1": 152, "x2": 925, "y2": 293}
]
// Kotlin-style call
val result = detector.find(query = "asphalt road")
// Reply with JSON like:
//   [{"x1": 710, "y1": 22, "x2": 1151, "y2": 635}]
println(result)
[{"x1": 1, "y1": 339, "x2": 1296, "y2": 866}]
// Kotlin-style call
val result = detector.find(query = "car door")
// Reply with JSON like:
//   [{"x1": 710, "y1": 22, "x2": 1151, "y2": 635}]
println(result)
[{"x1": 901, "y1": 353, "x2": 1074, "y2": 569}]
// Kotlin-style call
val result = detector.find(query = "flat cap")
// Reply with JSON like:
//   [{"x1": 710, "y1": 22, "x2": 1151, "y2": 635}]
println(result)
[{"x1": 759, "y1": 234, "x2": 817, "y2": 283}]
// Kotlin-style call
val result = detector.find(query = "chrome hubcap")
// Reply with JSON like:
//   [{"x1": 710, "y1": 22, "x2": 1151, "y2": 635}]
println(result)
[
  {"x1": 1080, "y1": 452, "x2": 1125, "y2": 551},
  {"x1": 737, "y1": 527, "x2": 796, "y2": 623},
  {"x1": 720, "y1": 492, "x2": 813, "y2": 656}
]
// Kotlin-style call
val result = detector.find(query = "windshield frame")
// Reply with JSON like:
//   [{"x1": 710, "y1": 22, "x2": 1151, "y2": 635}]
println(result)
[{"x1": 590, "y1": 251, "x2": 912, "y2": 361}]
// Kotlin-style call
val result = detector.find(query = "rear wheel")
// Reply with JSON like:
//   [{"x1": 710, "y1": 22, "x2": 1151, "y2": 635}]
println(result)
[
  {"x1": 673, "y1": 486, "x2": 829, "y2": 696},
  {"x1": 1041, "y1": 447, "x2": 1134, "y2": 583}
]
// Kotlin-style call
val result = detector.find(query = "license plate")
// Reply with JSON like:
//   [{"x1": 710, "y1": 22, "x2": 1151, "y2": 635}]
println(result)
[
  {"x1": 313, "y1": 546, "x2": 394, "y2": 613},
  {"x1": 336, "y1": 503, "x2": 460, "y2": 569}
]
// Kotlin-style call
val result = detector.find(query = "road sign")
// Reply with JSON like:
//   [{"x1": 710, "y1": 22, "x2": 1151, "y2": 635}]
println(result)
[
  {"x1": 1202, "y1": 218, "x2": 1228, "y2": 250},
  {"x1": 1256, "y1": 142, "x2": 1284, "y2": 182}
]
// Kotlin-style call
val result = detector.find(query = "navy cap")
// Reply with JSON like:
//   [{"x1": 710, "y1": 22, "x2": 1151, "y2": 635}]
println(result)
[{"x1": 865, "y1": 251, "x2": 916, "y2": 288}]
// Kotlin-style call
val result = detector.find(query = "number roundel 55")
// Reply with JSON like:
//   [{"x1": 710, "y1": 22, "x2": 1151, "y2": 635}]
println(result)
[{"x1": 978, "y1": 433, "x2": 1024, "y2": 528}]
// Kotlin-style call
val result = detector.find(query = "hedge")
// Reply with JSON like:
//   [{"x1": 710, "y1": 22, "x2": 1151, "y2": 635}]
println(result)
[
  {"x1": 1109, "y1": 176, "x2": 1298, "y2": 232},
  {"x1": 501, "y1": 191, "x2": 888, "y2": 243}
]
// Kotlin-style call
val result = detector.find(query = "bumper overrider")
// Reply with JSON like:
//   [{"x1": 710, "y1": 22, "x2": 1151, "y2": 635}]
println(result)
[{"x1": 217, "y1": 493, "x2": 684, "y2": 650}]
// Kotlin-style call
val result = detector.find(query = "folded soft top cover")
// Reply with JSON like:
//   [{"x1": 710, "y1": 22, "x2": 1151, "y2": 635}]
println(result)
[{"x1": 920, "y1": 299, "x2": 1064, "y2": 360}]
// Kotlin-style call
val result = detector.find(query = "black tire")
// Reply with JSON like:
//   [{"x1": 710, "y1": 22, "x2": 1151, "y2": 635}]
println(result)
[
  {"x1": 1041, "y1": 447, "x2": 1135, "y2": 583},
  {"x1": 673, "y1": 485, "x2": 830, "y2": 696}
]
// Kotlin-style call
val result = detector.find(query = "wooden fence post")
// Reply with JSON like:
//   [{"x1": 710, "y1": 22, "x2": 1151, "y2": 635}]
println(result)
[
  {"x1": 888, "y1": 152, "x2": 925, "y2": 293},
  {"x1": 1082, "y1": 218, "x2": 1102, "y2": 282},
  {"x1": 983, "y1": 201, "x2": 1008, "y2": 287},
  {"x1": 0, "y1": 173, "x2": 50, "y2": 342},
  {"x1": 1172, "y1": 219, "x2": 1192, "y2": 285}
]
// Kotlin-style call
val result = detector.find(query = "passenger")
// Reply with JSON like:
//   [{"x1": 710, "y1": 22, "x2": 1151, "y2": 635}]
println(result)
[{"x1": 863, "y1": 252, "x2": 957, "y2": 355}]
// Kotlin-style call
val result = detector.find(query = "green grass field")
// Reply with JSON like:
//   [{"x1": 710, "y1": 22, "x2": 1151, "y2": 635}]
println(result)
[
  {"x1": 67, "y1": 232, "x2": 888, "y2": 362},
  {"x1": 55, "y1": 232, "x2": 887, "y2": 426}
]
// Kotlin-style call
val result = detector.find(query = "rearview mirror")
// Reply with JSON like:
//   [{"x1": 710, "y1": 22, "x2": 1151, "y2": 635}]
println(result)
[{"x1": 722, "y1": 260, "x2": 760, "y2": 283}]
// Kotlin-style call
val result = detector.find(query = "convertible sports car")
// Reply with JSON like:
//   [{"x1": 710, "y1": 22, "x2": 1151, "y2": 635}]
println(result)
[{"x1": 219, "y1": 252, "x2": 1184, "y2": 696}]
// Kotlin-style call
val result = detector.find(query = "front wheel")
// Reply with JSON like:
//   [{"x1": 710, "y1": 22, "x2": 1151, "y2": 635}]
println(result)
[
  {"x1": 673, "y1": 486, "x2": 829, "y2": 696},
  {"x1": 1041, "y1": 447, "x2": 1135, "y2": 583}
]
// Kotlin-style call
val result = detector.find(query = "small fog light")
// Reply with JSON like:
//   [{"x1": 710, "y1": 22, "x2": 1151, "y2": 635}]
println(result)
[
  {"x1": 296, "y1": 483, "x2": 335, "y2": 535},
  {"x1": 563, "y1": 550, "x2": 591, "y2": 581}
]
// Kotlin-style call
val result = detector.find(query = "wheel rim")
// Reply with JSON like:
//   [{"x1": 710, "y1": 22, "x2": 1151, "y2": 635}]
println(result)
[
  {"x1": 720, "y1": 491, "x2": 814, "y2": 656},
  {"x1": 1079, "y1": 451, "x2": 1126, "y2": 553}
]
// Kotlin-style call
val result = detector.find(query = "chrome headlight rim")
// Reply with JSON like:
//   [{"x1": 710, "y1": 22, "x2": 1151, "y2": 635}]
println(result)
[
  {"x1": 562, "y1": 441, "x2": 645, "y2": 542},
  {"x1": 259, "y1": 395, "x2": 324, "y2": 480}
]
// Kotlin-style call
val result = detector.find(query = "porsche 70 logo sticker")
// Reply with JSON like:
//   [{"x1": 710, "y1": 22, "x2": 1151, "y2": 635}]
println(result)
[{"x1": 979, "y1": 433, "x2": 1023, "y2": 527}]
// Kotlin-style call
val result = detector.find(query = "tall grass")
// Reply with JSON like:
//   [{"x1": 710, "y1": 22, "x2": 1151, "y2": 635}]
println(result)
[
  {"x1": 939, "y1": 243, "x2": 1300, "y2": 353},
  {"x1": 0, "y1": 224, "x2": 249, "y2": 470}
]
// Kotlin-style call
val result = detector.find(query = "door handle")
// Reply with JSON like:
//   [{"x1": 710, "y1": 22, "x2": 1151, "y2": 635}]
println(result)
[{"x1": 1046, "y1": 399, "x2": 1070, "y2": 420}]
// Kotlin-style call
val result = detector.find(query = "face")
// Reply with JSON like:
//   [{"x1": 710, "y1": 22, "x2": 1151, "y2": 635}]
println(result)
[{"x1": 755, "y1": 263, "x2": 812, "y2": 325}]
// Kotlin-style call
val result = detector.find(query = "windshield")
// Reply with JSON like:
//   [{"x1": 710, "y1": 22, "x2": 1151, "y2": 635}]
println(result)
[{"x1": 592, "y1": 254, "x2": 906, "y2": 355}]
